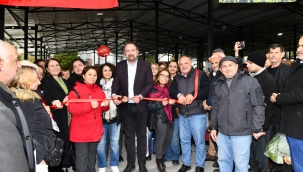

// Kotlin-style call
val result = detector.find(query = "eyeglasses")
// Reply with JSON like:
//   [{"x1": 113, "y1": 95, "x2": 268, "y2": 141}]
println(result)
[{"x1": 159, "y1": 73, "x2": 169, "y2": 79}]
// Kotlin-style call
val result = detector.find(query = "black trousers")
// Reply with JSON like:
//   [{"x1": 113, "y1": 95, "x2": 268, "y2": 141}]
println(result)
[
  {"x1": 250, "y1": 127, "x2": 272, "y2": 172},
  {"x1": 155, "y1": 121, "x2": 173, "y2": 159},
  {"x1": 123, "y1": 103, "x2": 148, "y2": 165},
  {"x1": 74, "y1": 142, "x2": 98, "y2": 172}
]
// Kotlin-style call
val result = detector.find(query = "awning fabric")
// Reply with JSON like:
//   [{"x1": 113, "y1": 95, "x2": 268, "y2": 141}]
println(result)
[{"x1": 1, "y1": 0, "x2": 119, "y2": 9}]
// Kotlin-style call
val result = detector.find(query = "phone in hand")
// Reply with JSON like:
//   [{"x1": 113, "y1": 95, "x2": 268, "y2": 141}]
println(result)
[{"x1": 240, "y1": 41, "x2": 245, "y2": 49}]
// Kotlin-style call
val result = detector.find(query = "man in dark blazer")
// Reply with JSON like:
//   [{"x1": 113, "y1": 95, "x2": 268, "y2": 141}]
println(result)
[
  {"x1": 271, "y1": 35, "x2": 303, "y2": 172},
  {"x1": 112, "y1": 42, "x2": 153, "y2": 172}
]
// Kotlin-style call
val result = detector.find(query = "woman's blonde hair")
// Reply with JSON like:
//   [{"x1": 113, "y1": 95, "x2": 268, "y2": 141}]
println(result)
[{"x1": 9, "y1": 65, "x2": 40, "y2": 101}]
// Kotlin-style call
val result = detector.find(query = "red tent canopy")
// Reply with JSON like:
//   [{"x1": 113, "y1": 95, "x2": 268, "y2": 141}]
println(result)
[{"x1": 1, "y1": 0, "x2": 118, "y2": 9}]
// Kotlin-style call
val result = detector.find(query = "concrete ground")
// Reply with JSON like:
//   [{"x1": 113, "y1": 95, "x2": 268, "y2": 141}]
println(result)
[{"x1": 68, "y1": 145, "x2": 218, "y2": 172}]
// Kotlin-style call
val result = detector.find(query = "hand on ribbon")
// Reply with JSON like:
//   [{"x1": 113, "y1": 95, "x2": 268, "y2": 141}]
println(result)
[
  {"x1": 178, "y1": 94, "x2": 186, "y2": 105},
  {"x1": 185, "y1": 94, "x2": 194, "y2": 105},
  {"x1": 51, "y1": 100, "x2": 63, "y2": 109},
  {"x1": 112, "y1": 95, "x2": 123, "y2": 105}
]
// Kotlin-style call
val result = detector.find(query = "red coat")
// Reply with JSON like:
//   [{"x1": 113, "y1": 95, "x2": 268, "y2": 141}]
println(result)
[{"x1": 68, "y1": 81, "x2": 109, "y2": 142}]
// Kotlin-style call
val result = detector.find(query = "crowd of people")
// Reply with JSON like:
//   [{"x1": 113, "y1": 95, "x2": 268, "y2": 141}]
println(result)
[{"x1": 0, "y1": 35, "x2": 303, "y2": 172}]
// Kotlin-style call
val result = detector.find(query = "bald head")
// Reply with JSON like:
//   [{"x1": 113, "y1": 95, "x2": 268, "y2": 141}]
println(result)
[
  {"x1": 178, "y1": 56, "x2": 192, "y2": 76},
  {"x1": 0, "y1": 40, "x2": 21, "y2": 84}
]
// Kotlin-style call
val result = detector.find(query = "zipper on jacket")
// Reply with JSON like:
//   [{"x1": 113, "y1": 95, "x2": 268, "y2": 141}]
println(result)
[{"x1": 227, "y1": 88, "x2": 230, "y2": 135}]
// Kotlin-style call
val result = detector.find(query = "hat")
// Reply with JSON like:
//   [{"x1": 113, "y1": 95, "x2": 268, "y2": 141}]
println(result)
[
  {"x1": 20, "y1": 60, "x2": 39, "y2": 73},
  {"x1": 209, "y1": 54, "x2": 224, "y2": 63},
  {"x1": 247, "y1": 50, "x2": 266, "y2": 67},
  {"x1": 219, "y1": 56, "x2": 237, "y2": 67}
]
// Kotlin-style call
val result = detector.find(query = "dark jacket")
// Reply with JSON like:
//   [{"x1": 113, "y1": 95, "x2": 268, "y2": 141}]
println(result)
[
  {"x1": 147, "y1": 88, "x2": 169, "y2": 123},
  {"x1": 112, "y1": 59, "x2": 153, "y2": 112},
  {"x1": 253, "y1": 70, "x2": 277, "y2": 131},
  {"x1": 210, "y1": 72, "x2": 266, "y2": 136},
  {"x1": 206, "y1": 70, "x2": 223, "y2": 106},
  {"x1": 11, "y1": 88, "x2": 54, "y2": 164},
  {"x1": 0, "y1": 88, "x2": 32, "y2": 172},
  {"x1": 276, "y1": 60, "x2": 303, "y2": 140},
  {"x1": 170, "y1": 68, "x2": 210, "y2": 117},
  {"x1": 267, "y1": 63, "x2": 290, "y2": 132},
  {"x1": 68, "y1": 72, "x2": 82, "y2": 88},
  {"x1": 40, "y1": 75, "x2": 71, "y2": 166}
]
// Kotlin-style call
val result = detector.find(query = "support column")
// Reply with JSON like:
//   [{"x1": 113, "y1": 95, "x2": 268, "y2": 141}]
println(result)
[
  {"x1": 104, "y1": 40, "x2": 107, "y2": 63},
  {"x1": 174, "y1": 43, "x2": 179, "y2": 62},
  {"x1": 0, "y1": 6, "x2": 4, "y2": 40},
  {"x1": 40, "y1": 37, "x2": 43, "y2": 59},
  {"x1": 24, "y1": 7, "x2": 29, "y2": 60},
  {"x1": 251, "y1": 34, "x2": 255, "y2": 52},
  {"x1": 294, "y1": 25, "x2": 297, "y2": 60},
  {"x1": 197, "y1": 38, "x2": 204, "y2": 70},
  {"x1": 155, "y1": 1, "x2": 159, "y2": 63},
  {"x1": 288, "y1": 46, "x2": 291, "y2": 59},
  {"x1": 44, "y1": 45, "x2": 46, "y2": 60},
  {"x1": 93, "y1": 49, "x2": 96, "y2": 66},
  {"x1": 116, "y1": 32, "x2": 118, "y2": 65},
  {"x1": 35, "y1": 24, "x2": 38, "y2": 61},
  {"x1": 207, "y1": 0, "x2": 214, "y2": 57}
]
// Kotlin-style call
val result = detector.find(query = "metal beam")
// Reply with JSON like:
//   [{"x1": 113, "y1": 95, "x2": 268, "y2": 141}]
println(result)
[
  {"x1": 207, "y1": 0, "x2": 213, "y2": 57},
  {"x1": 24, "y1": 7, "x2": 28, "y2": 60},
  {"x1": 0, "y1": 6, "x2": 4, "y2": 40},
  {"x1": 155, "y1": 1, "x2": 159, "y2": 63}
]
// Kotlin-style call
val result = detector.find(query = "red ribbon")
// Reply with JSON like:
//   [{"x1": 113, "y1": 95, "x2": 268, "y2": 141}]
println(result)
[{"x1": 50, "y1": 70, "x2": 200, "y2": 109}]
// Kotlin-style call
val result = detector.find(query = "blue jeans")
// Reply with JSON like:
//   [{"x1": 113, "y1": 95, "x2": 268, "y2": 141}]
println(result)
[
  {"x1": 147, "y1": 130, "x2": 156, "y2": 155},
  {"x1": 217, "y1": 132, "x2": 252, "y2": 172},
  {"x1": 97, "y1": 123, "x2": 121, "y2": 168},
  {"x1": 179, "y1": 114, "x2": 207, "y2": 167},
  {"x1": 165, "y1": 118, "x2": 180, "y2": 160},
  {"x1": 287, "y1": 136, "x2": 303, "y2": 172}
]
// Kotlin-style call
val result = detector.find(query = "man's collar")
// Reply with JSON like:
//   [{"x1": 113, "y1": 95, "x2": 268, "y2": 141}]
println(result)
[
  {"x1": 127, "y1": 59, "x2": 138, "y2": 66},
  {"x1": 0, "y1": 81, "x2": 16, "y2": 98}
]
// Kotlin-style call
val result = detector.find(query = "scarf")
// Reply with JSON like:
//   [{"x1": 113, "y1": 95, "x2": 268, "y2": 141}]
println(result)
[
  {"x1": 100, "y1": 78, "x2": 117, "y2": 122},
  {"x1": 147, "y1": 84, "x2": 172, "y2": 123}
]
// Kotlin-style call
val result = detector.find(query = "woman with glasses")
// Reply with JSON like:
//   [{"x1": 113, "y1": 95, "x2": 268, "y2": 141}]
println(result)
[{"x1": 147, "y1": 69, "x2": 175, "y2": 172}]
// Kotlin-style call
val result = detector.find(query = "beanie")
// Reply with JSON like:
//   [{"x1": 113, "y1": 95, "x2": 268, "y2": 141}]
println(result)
[{"x1": 247, "y1": 50, "x2": 266, "y2": 67}]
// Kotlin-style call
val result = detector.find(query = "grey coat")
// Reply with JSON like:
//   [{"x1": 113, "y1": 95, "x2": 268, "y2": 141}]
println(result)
[
  {"x1": 210, "y1": 72, "x2": 266, "y2": 136},
  {"x1": 0, "y1": 101, "x2": 30, "y2": 172}
]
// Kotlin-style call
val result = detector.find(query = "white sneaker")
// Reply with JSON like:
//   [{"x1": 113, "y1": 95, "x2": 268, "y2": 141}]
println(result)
[
  {"x1": 111, "y1": 166, "x2": 119, "y2": 172},
  {"x1": 98, "y1": 167, "x2": 106, "y2": 172}
]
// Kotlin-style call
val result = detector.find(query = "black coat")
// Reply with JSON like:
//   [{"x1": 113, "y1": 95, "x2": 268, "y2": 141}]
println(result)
[
  {"x1": 14, "y1": 90, "x2": 54, "y2": 164},
  {"x1": 68, "y1": 72, "x2": 82, "y2": 89},
  {"x1": 40, "y1": 75, "x2": 71, "y2": 166},
  {"x1": 276, "y1": 60, "x2": 303, "y2": 140},
  {"x1": 254, "y1": 70, "x2": 277, "y2": 131},
  {"x1": 147, "y1": 88, "x2": 169, "y2": 123},
  {"x1": 268, "y1": 63, "x2": 290, "y2": 132}
]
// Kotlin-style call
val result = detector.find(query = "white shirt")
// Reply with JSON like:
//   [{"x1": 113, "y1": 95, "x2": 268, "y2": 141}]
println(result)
[{"x1": 127, "y1": 60, "x2": 138, "y2": 103}]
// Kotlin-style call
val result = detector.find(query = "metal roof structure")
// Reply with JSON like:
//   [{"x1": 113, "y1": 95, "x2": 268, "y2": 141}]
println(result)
[{"x1": 2, "y1": 0, "x2": 303, "y2": 63}]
